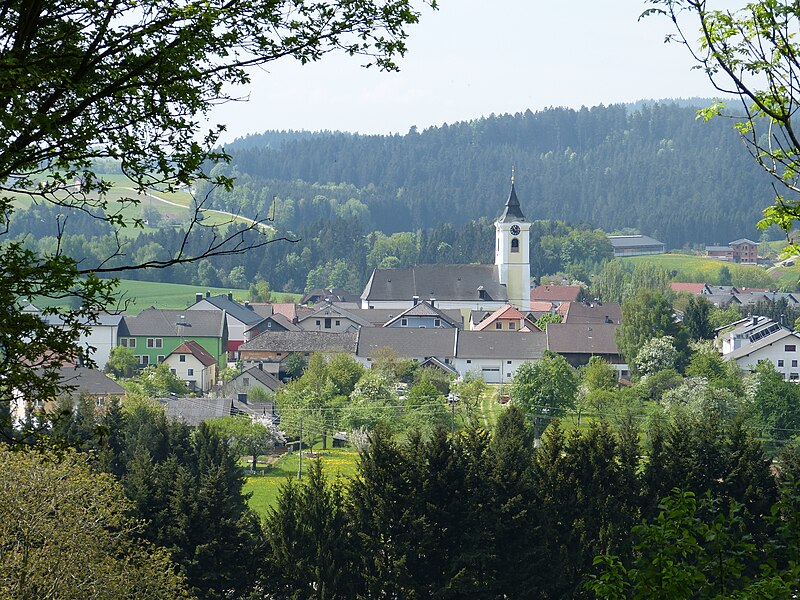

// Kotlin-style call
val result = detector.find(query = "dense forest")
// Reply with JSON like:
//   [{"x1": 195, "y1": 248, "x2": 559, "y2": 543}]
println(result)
[{"x1": 209, "y1": 102, "x2": 775, "y2": 248}]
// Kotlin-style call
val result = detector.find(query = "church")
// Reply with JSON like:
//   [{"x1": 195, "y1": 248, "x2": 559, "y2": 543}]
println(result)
[{"x1": 360, "y1": 178, "x2": 532, "y2": 312}]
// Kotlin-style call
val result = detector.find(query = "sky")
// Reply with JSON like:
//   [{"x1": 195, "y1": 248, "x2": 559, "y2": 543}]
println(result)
[{"x1": 207, "y1": 0, "x2": 718, "y2": 143}]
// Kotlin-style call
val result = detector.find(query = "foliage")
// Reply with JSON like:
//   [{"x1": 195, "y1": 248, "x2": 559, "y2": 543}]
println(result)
[
  {"x1": 450, "y1": 371, "x2": 489, "y2": 427},
  {"x1": 581, "y1": 356, "x2": 619, "y2": 392},
  {"x1": 535, "y1": 311, "x2": 563, "y2": 331},
  {"x1": 645, "y1": 0, "x2": 800, "y2": 253},
  {"x1": 123, "y1": 362, "x2": 190, "y2": 397},
  {"x1": 0, "y1": 445, "x2": 190, "y2": 599},
  {"x1": 634, "y1": 336, "x2": 680, "y2": 376},
  {"x1": 618, "y1": 288, "x2": 689, "y2": 369},
  {"x1": 511, "y1": 352, "x2": 578, "y2": 421},
  {"x1": 282, "y1": 351, "x2": 307, "y2": 380},
  {"x1": 207, "y1": 415, "x2": 282, "y2": 471},
  {"x1": 684, "y1": 295, "x2": 714, "y2": 340},
  {"x1": 104, "y1": 345, "x2": 139, "y2": 378}
]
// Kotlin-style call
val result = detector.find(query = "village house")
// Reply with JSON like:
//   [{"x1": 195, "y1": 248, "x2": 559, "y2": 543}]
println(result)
[
  {"x1": 188, "y1": 292, "x2": 263, "y2": 360},
  {"x1": 163, "y1": 340, "x2": 218, "y2": 393},
  {"x1": 238, "y1": 330, "x2": 359, "y2": 377},
  {"x1": 471, "y1": 304, "x2": 539, "y2": 332},
  {"x1": 383, "y1": 299, "x2": 462, "y2": 329}
]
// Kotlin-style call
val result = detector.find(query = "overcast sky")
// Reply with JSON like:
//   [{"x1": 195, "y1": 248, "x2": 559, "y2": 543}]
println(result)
[{"x1": 207, "y1": 0, "x2": 717, "y2": 143}]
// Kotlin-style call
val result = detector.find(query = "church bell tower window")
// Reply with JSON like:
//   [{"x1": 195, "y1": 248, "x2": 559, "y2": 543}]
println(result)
[{"x1": 511, "y1": 238, "x2": 520, "y2": 253}]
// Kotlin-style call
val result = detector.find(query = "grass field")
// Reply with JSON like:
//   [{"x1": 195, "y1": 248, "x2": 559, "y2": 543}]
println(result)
[
  {"x1": 622, "y1": 253, "x2": 784, "y2": 288},
  {"x1": 244, "y1": 448, "x2": 360, "y2": 517}
]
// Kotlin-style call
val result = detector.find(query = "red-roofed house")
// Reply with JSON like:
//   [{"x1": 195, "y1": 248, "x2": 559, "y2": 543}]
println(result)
[
  {"x1": 670, "y1": 282, "x2": 707, "y2": 295},
  {"x1": 530, "y1": 285, "x2": 583, "y2": 305},
  {"x1": 473, "y1": 304, "x2": 541, "y2": 332},
  {"x1": 164, "y1": 340, "x2": 218, "y2": 393}
]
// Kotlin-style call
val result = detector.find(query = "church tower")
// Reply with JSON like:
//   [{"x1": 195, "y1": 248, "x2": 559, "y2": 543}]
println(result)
[{"x1": 495, "y1": 173, "x2": 531, "y2": 311}]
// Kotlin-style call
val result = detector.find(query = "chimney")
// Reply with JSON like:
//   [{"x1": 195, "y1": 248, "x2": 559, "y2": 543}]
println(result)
[
  {"x1": 412, "y1": 295, "x2": 419, "y2": 306},
  {"x1": 258, "y1": 362, "x2": 263, "y2": 371},
  {"x1": 245, "y1": 301, "x2": 253, "y2": 311},
  {"x1": 206, "y1": 291, "x2": 211, "y2": 298},
  {"x1": 430, "y1": 297, "x2": 436, "y2": 308},
  {"x1": 228, "y1": 291, "x2": 233, "y2": 301},
  {"x1": 195, "y1": 293, "x2": 203, "y2": 303}
]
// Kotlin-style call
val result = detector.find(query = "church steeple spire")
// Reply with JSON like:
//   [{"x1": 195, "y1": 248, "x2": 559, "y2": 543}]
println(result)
[{"x1": 498, "y1": 168, "x2": 526, "y2": 223}]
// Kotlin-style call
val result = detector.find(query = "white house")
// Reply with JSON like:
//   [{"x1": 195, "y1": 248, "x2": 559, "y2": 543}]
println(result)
[
  {"x1": 164, "y1": 340, "x2": 218, "y2": 393},
  {"x1": 724, "y1": 328, "x2": 800, "y2": 380}
]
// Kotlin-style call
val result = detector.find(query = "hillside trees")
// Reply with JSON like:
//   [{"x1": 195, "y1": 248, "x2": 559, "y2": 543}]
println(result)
[
  {"x1": 0, "y1": 0, "x2": 433, "y2": 427},
  {"x1": 645, "y1": 0, "x2": 800, "y2": 252}
]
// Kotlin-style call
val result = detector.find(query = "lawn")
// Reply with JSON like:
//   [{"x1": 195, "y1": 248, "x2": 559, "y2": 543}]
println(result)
[
  {"x1": 244, "y1": 447, "x2": 360, "y2": 517},
  {"x1": 622, "y1": 253, "x2": 778, "y2": 287}
]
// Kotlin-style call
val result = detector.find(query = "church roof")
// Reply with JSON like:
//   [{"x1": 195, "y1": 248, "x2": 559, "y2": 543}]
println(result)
[
  {"x1": 362, "y1": 264, "x2": 507, "y2": 303},
  {"x1": 497, "y1": 181, "x2": 526, "y2": 223}
]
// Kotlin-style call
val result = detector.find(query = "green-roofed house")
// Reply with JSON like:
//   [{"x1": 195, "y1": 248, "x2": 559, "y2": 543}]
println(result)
[{"x1": 118, "y1": 308, "x2": 228, "y2": 369}]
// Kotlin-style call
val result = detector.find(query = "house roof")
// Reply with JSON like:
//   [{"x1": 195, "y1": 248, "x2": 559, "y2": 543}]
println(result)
[
  {"x1": 473, "y1": 304, "x2": 539, "y2": 331},
  {"x1": 726, "y1": 328, "x2": 799, "y2": 361},
  {"x1": 706, "y1": 245, "x2": 732, "y2": 252},
  {"x1": 56, "y1": 367, "x2": 126, "y2": 397},
  {"x1": 191, "y1": 294, "x2": 262, "y2": 325},
  {"x1": 362, "y1": 264, "x2": 508, "y2": 303},
  {"x1": 169, "y1": 340, "x2": 217, "y2": 367},
  {"x1": 497, "y1": 181, "x2": 527, "y2": 223},
  {"x1": 730, "y1": 238, "x2": 759, "y2": 246},
  {"x1": 558, "y1": 301, "x2": 622, "y2": 325},
  {"x1": 240, "y1": 331, "x2": 359, "y2": 353},
  {"x1": 456, "y1": 330, "x2": 546, "y2": 360},
  {"x1": 300, "y1": 288, "x2": 361, "y2": 305},
  {"x1": 297, "y1": 303, "x2": 373, "y2": 328},
  {"x1": 607, "y1": 235, "x2": 664, "y2": 248},
  {"x1": 382, "y1": 300, "x2": 461, "y2": 328},
  {"x1": 239, "y1": 364, "x2": 283, "y2": 390},
  {"x1": 159, "y1": 396, "x2": 233, "y2": 426},
  {"x1": 530, "y1": 285, "x2": 582, "y2": 302},
  {"x1": 246, "y1": 313, "x2": 301, "y2": 333},
  {"x1": 356, "y1": 328, "x2": 457, "y2": 359},
  {"x1": 670, "y1": 282, "x2": 707, "y2": 295},
  {"x1": 120, "y1": 308, "x2": 226, "y2": 338},
  {"x1": 529, "y1": 301, "x2": 555, "y2": 313},
  {"x1": 36, "y1": 311, "x2": 124, "y2": 328},
  {"x1": 546, "y1": 323, "x2": 621, "y2": 356}
]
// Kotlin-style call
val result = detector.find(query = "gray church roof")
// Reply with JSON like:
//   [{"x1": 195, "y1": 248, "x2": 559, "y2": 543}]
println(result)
[
  {"x1": 497, "y1": 181, "x2": 526, "y2": 223},
  {"x1": 362, "y1": 264, "x2": 508, "y2": 303}
]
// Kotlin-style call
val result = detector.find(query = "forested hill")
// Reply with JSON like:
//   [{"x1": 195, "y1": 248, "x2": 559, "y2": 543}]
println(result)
[{"x1": 210, "y1": 102, "x2": 774, "y2": 248}]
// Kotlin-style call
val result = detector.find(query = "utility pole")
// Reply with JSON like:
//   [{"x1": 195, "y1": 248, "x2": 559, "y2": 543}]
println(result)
[{"x1": 297, "y1": 416, "x2": 303, "y2": 480}]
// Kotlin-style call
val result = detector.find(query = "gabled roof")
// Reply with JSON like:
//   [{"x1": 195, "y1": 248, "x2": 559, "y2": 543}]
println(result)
[
  {"x1": 497, "y1": 181, "x2": 527, "y2": 223},
  {"x1": 670, "y1": 282, "x2": 707, "y2": 295},
  {"x1": 530, "y1": 285, "x2": 582, "y2": 302},
  {"x1": 246, "y1": 313, "x2": 301, "y2": 334},
  {"x1": 300, "y1": 288, "x2": 361, "y2": 305},
  {"x1": 362, "y1": 264, "x2": 507, "y2": 303},
  {"x1": 240, "y1": 331, "x2": 359, "y2": 353},
  {"x1": 191, "y1": 294, "x2": 262, "y2": 325},
  {"x1": 120, "y1": 308, "x2": 226, "y2": 338},
  {"x1": 169, "y1": 340, "x2": 217, "y2": 367},
  {"x1": 298, "y1": 303, "x2": 373, "y2": 328},
  {"x1": 231, "y1": 364, "x2": 283, "y2": 391},
  {"x1": 607, "y1": 235, "x2": 664, "y2": 248},
  {"x1": 160, "y1": 397, "x2": 233, "y2": 426},
  {"x1": 558, "y1": 301, "x2": 622, "y2": 325},
  {"x1": 473, "y1": 304, "x2": 539, "y2": 331},
  {"x1": 726, "y1": 328, "x2": 799, "y2": 361},
  {"x1": 382, "y1": 300, "x2": 460, "y2": 328},
  {"x1": 56, "y1": 367, "x2": 126, "y2": 397},
  {"x1": 546, "y1": 323, "x2": 621, "y2": 356},
  {"x1": 456, "y1": 330, "x2": 546, "y2": 360},
  {"x1": 529, "y1": 301, "x2": 555, "y2": 313},
  {"x1": 356, "y1": 328, "x2": 457, "y2": 359},
  {"x1": 730, "y1": 238, "x2": 759, "y2": 246}
]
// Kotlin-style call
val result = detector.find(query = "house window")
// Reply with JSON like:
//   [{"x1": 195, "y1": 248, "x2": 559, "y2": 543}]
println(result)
[
  {"x1": 786, "y1": 344, "x2": 797, "y2": 352},
  {"x1": 401, "y1": 318, "x2": 408, "y2": 327},
  {"x1": 179, "y1": 355, "x2": 186, "y2": 362},
  {"x1": 793, "y1": 360, "x2": 798, "y2": 368},
  {"x1": 466, "y1": 359, "x2": 472, "y2": 364},
  {"x1": 324, "y1": 318, "x2": 332, "y2": 329},
  {"x1": 495, "y1": 322, "x2": 502, "y2": 329},
  {"x1": 157, "y1": 355, "x2": 165, "y2": 363},
  {"x1": 316, "y1": 320, "x2": 321, "y2": 326},
  {"x1": 779, "y1": 360, "x2": 785, "y2": 367},
  {"x1": 147, "y1": 338, "x2": 154, "y2": 348},
  {"x1": 434, "y1": 319, "x2": 441, "y2": 327},
  {"x1": 155, "y1": 338, "x2": 162, "y2": 348},
  {"x1": 170, "y1": 369, "x2": 176, "y2": 375},
  {"x1": 139, "y1": 355, "x2": 149, "y2": 366},
  {"x1": 121, "y1": 338, "x2": 136, "y2": 348},
  {"x1": 336, "y1": 320, "x2": 340, "y2": 326},
  {"x1": 187, "y1": 368, "x2": 194, "y2": 376},
  {"x1": 277, "y1": 352, "x2": 282, "y2": 356},
  {"x1": 511, "y1": 238, "x2": 520, "y2": 253},
  {"x1": 509, "y1": 322, "x2": 516, "y2": 330},
  {"x1": 507, "y1": 360, "x2": 512, "y2": 365},
  {"x1": 507, "y1": 373, "x2": 512, "y2": 378},
  {"x1": 791, "y1": 373, "x2": 799, "y2": 381},
  {"x1": 243, "y1": 377, "x2": 250, "y2": 387},
  {"x1": 95, "y1": 397, "x2": 105, "y2": 407}
]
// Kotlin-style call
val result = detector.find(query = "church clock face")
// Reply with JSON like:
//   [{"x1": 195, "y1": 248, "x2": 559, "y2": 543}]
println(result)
[{"x1": 510, "y1": 224, "x2": 521, "y2": 236}]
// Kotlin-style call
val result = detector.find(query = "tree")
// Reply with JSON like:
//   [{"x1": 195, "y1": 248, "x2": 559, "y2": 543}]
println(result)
[
  {"x1": 645, "y1": 1, "x2": 800, "y2": 252},
  {"x1": 684, "y1": 296, "x2": 714, "y2": 341},
  {"x1": 105, "y1": 345, "x2": 139, "y2": 379},
  {"x1": 511, "y1": 352, "x2": 578, "y2": 422},
  {"x1": 123, "y1": 362, "x2": 189, "y2": 397},
  {"x1": 581, "y1": 356, "x2": 618, "y2": 392},
  {"x1": 450, "y1": 371, "x2": 488, "y2": 428},
  {"x1": 1, "y1": 0, "x2": 433, "y2": 431},
  {"x1": 208, "y1": 415, "x2": 281, "y2": 472},
  {"x1": 0, "y1": 445, "x2": 190, "y2": 599},
  {"x1": 617, "y1": 288, "x2": 688, "y2": 369},
  {"x1": 634, "y1": 336, "x2": 680, "y2": 376}
]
